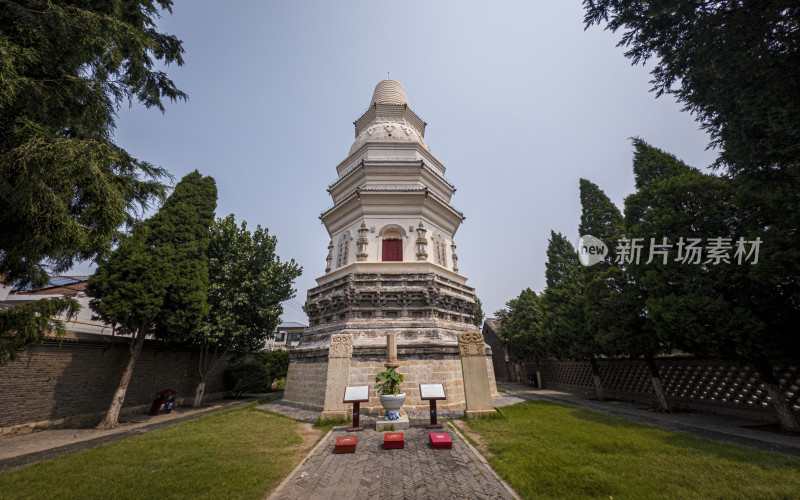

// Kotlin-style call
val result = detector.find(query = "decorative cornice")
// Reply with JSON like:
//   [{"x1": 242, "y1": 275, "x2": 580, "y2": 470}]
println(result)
[
  {"x1": 328, "y1": 158, "x2": 456, "y2": 193},
  {"x1": 353, "y1": 103, "x2": 426, "y2": 130},
  {"x1": 326, "y1": 159, "x2": 455, "y2": 192},
  {"x1": 319, "y1": 187, "x2": 464, "y2": 221}
]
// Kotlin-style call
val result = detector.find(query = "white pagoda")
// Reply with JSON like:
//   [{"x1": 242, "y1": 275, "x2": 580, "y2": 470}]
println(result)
[{"x1": 283, "y1": 80, "x2": 496, "y2": 416}]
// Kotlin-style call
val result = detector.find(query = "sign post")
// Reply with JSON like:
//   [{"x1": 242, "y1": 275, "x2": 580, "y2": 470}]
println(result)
[
  {"x1": 419, "y1": 383, "x2": 446, "y2": 429},
  {"x1": 343, "y1": 385, "x2": 370, "y2": 431}
]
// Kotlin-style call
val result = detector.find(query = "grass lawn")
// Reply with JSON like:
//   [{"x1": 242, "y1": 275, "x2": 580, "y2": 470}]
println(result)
[
  {"x1": 464, "y1": 401, "x2": 800, "y2": 499},
  {"x1": 0, "y1": 403, "x2": 319, "y2": 500}
]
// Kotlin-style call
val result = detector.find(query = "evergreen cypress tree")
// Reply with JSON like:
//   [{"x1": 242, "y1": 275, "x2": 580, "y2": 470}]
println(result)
[
  {"x1": 625, "y1": 139, "x2": 798, "y2": 430},
  {"x1": 473, "y1": 298, "x2": 485, "y2": 328},
  {"x1": 579, "y1": 178, "x2": 670, "y2": 409},
  {"x1": 0, "y1": 0, "x2": 187, "y2": 361},
  {"x1": 0, "y1": 1, "x2": 186, "y2": 287},
  {"x1": 583, "y1": 2, "x2": 800, "y2": 426},
  {"x1": 87, "y1": 171, "x2": 217, "y2": 428},
  {"x1": 539, "y1": 231, "x2": 604, "y2": 397},
  {"x1": 624, "y1": 139, "x2": 743, "y2": 355},
  {"x1": 539, "y1": 231, "x2": 585, "y2": 359}
]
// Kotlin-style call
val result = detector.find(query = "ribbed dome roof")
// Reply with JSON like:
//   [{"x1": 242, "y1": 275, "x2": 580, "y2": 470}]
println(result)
[{"x1": 371, "y1": 79, "x2": 409, "y2": 106}]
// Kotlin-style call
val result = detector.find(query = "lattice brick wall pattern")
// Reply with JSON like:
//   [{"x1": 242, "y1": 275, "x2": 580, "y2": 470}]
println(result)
[
  {"x1": 598, "y1": 360, "x2": 654, "y2": 395},
  {"x1": 524, "y1": 358, "x2": 799, "y2": 420},
  {"x1": 537, "y1": 360, "x2": 594, "y2": 389},
  {"x1": 659, "y1": 359, "x2": 800, "y2": 413}
]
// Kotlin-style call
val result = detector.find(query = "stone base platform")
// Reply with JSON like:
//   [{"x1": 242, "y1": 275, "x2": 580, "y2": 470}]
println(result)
[
  {"x1": 375, "y1": 414, "x2": 409, "y2": 431},
  {"x1": 283, "y1": 271, "x2": 498, "y2": 416},
  {"x1": 283, "y1": 347, "x2": 498, "y2": 415},
  {"x1": 466, "y1": 409, "x2": 497, "y2": 419}
]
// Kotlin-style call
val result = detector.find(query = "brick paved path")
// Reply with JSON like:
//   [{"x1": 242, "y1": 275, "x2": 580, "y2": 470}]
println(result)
[{"x1": 268, "y1": 424, "x2": 517, "y2": 500}]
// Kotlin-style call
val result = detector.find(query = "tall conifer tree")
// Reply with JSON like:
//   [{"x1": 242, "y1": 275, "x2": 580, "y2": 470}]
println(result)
[
  {"x1": 87, "y1": 171, "x2": 216, "y2": 428},
  {"x1": 496, "y1": 288, "x2": 543, "y2": 362},
  {"x1": 579, "y1": 178, "x2": 670, "y2": 409},
  {"x1": 539, "y1": 231, "x2": 604, "y2": 398},
  {"x1": 625, "y1": 139, "x2": 798, "y2": 430},
  {"x1": 583, "y1": 2, "x2": 800, "y2": 425},
  {"x1": 0, "y1": 0, "x2": 186, "y2": 286},
  {"x1": 624, "y1": 140, "x2": 742, "y2": 355},
  {"x1": 0, "y1": 1, "x2": 187, "y2": 360}
]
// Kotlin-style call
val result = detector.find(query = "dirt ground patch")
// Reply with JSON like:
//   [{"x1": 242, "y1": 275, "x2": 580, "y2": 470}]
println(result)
[
  {"x1": 452, "y1": 419, "x2": 494, "y2": 457},
  {"x1": 295, "y1": 423, "x2": 324, "y2": 451},
  {"x1": 257, "y1": 422, "x2": 323, "y2": 455}
]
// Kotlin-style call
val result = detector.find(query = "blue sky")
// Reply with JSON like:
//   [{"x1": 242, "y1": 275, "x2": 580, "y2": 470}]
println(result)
[{"x1": 73, "y1": 1, "x2": 718, "y2": 323}]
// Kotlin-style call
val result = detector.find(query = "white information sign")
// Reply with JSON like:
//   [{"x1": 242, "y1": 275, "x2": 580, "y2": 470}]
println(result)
[
  {"x1": 343, "y1": 385, "x2": 369, "y2": 402},
  {"x1": 419, "y1": 383, "x2": 446, "y2": 400}
]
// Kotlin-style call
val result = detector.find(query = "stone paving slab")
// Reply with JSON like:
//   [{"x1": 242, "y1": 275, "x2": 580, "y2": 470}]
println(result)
[
  {"x1": 267, "y1": 424, "x2": 517, "y2": 500},
  {"x1": 257, "y1": 402, "x2": 322, "y2": 422}
]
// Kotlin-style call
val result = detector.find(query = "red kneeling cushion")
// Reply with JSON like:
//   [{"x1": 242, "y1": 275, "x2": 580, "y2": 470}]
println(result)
[
  {"x1": 429, "y1": 432, "x2": 452, "y2": 449},
  {"x1": 334, "y1": 435, "x2": 358, "y2": 454},
  {"x1": 384, "y1": 432, "x2": 404, "y2": 449}
]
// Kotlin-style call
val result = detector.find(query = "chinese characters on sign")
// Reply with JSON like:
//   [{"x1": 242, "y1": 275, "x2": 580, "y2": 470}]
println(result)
[
  {"x1": 578, "y1": 235, "x2": 762, "y2": 267},
  {"x1": 612, "y1": 237, "x2": 761, "y2": 265}
]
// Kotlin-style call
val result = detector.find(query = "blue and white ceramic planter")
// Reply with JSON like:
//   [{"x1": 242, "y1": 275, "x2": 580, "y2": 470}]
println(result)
[{"x1": 379, "y1": 393, "x2": 406, "y2": 421}]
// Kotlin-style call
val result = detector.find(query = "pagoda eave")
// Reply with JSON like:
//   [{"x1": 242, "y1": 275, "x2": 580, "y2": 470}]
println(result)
[{"x1": 320, "y1": 190, "x2": 464, "y2": 236}]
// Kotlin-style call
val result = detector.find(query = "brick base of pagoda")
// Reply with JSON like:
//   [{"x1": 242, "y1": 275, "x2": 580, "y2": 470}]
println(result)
[{"x1": 282, "y1": 272, "x2": 498, "y2": 416}]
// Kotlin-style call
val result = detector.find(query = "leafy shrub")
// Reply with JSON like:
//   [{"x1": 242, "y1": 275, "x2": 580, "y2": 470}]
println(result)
[
  {"x1": 255, "y1": 349, "x2": 290, "y2": 388},
  {"x1": 224, "y1": 362, "x2": 271, "y2": 396},
  {"x1": 275, "y1": 378, "x2": 286, "y2": 389}
]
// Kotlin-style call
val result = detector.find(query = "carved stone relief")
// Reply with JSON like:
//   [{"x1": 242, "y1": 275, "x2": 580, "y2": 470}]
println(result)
[
  {"x1": 415, "y1": 221, "x2": 428, "y2": 261},
  {"x1": 356, "y1": 221, "x2": 369, "y2": 261},
  {"x1": 325, "y1": 240, "x2": 333, "y2": 273},
  {"x1": 329, "y1": 334, "x2": 354, "y2": 358},
  {"x1": 458, "y1": 331, "x2": 486, "y2": 357}
]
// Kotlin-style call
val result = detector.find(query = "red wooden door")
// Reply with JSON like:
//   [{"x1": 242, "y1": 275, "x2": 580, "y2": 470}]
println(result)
[{"x1": 382, "y1": 239, "x2": 403, "y2": 261}]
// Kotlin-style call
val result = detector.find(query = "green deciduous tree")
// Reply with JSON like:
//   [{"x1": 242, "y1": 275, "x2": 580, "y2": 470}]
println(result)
[
  {"x1": 0, "y1": 0, "x2": 186, "y2": 360},
  {"x1": 87, "y1": 171, "x2": 216, "y2": 428},
  {"x1": 224, "y1": 361, "x2": 271, "y2": 397},
  {"x1": 255, "y1": 349, "x2": 291, "y2": 388},
  {"x1": 192, "y1": 215, "x2": 301, "y2": 407},
  {"x1": 496, "y1": 288, "x2": 543, "y2": 362}
]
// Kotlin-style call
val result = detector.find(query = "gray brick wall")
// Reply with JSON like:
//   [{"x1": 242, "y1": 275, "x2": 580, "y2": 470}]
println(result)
[{"x1": 0, "y1": 338, "x2": 230, "y2": 430}]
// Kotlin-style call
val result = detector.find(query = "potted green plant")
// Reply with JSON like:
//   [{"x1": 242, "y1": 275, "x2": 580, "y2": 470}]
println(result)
[{"x1": 375, "y1": 367, "x2": 405, "y2": 421}]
